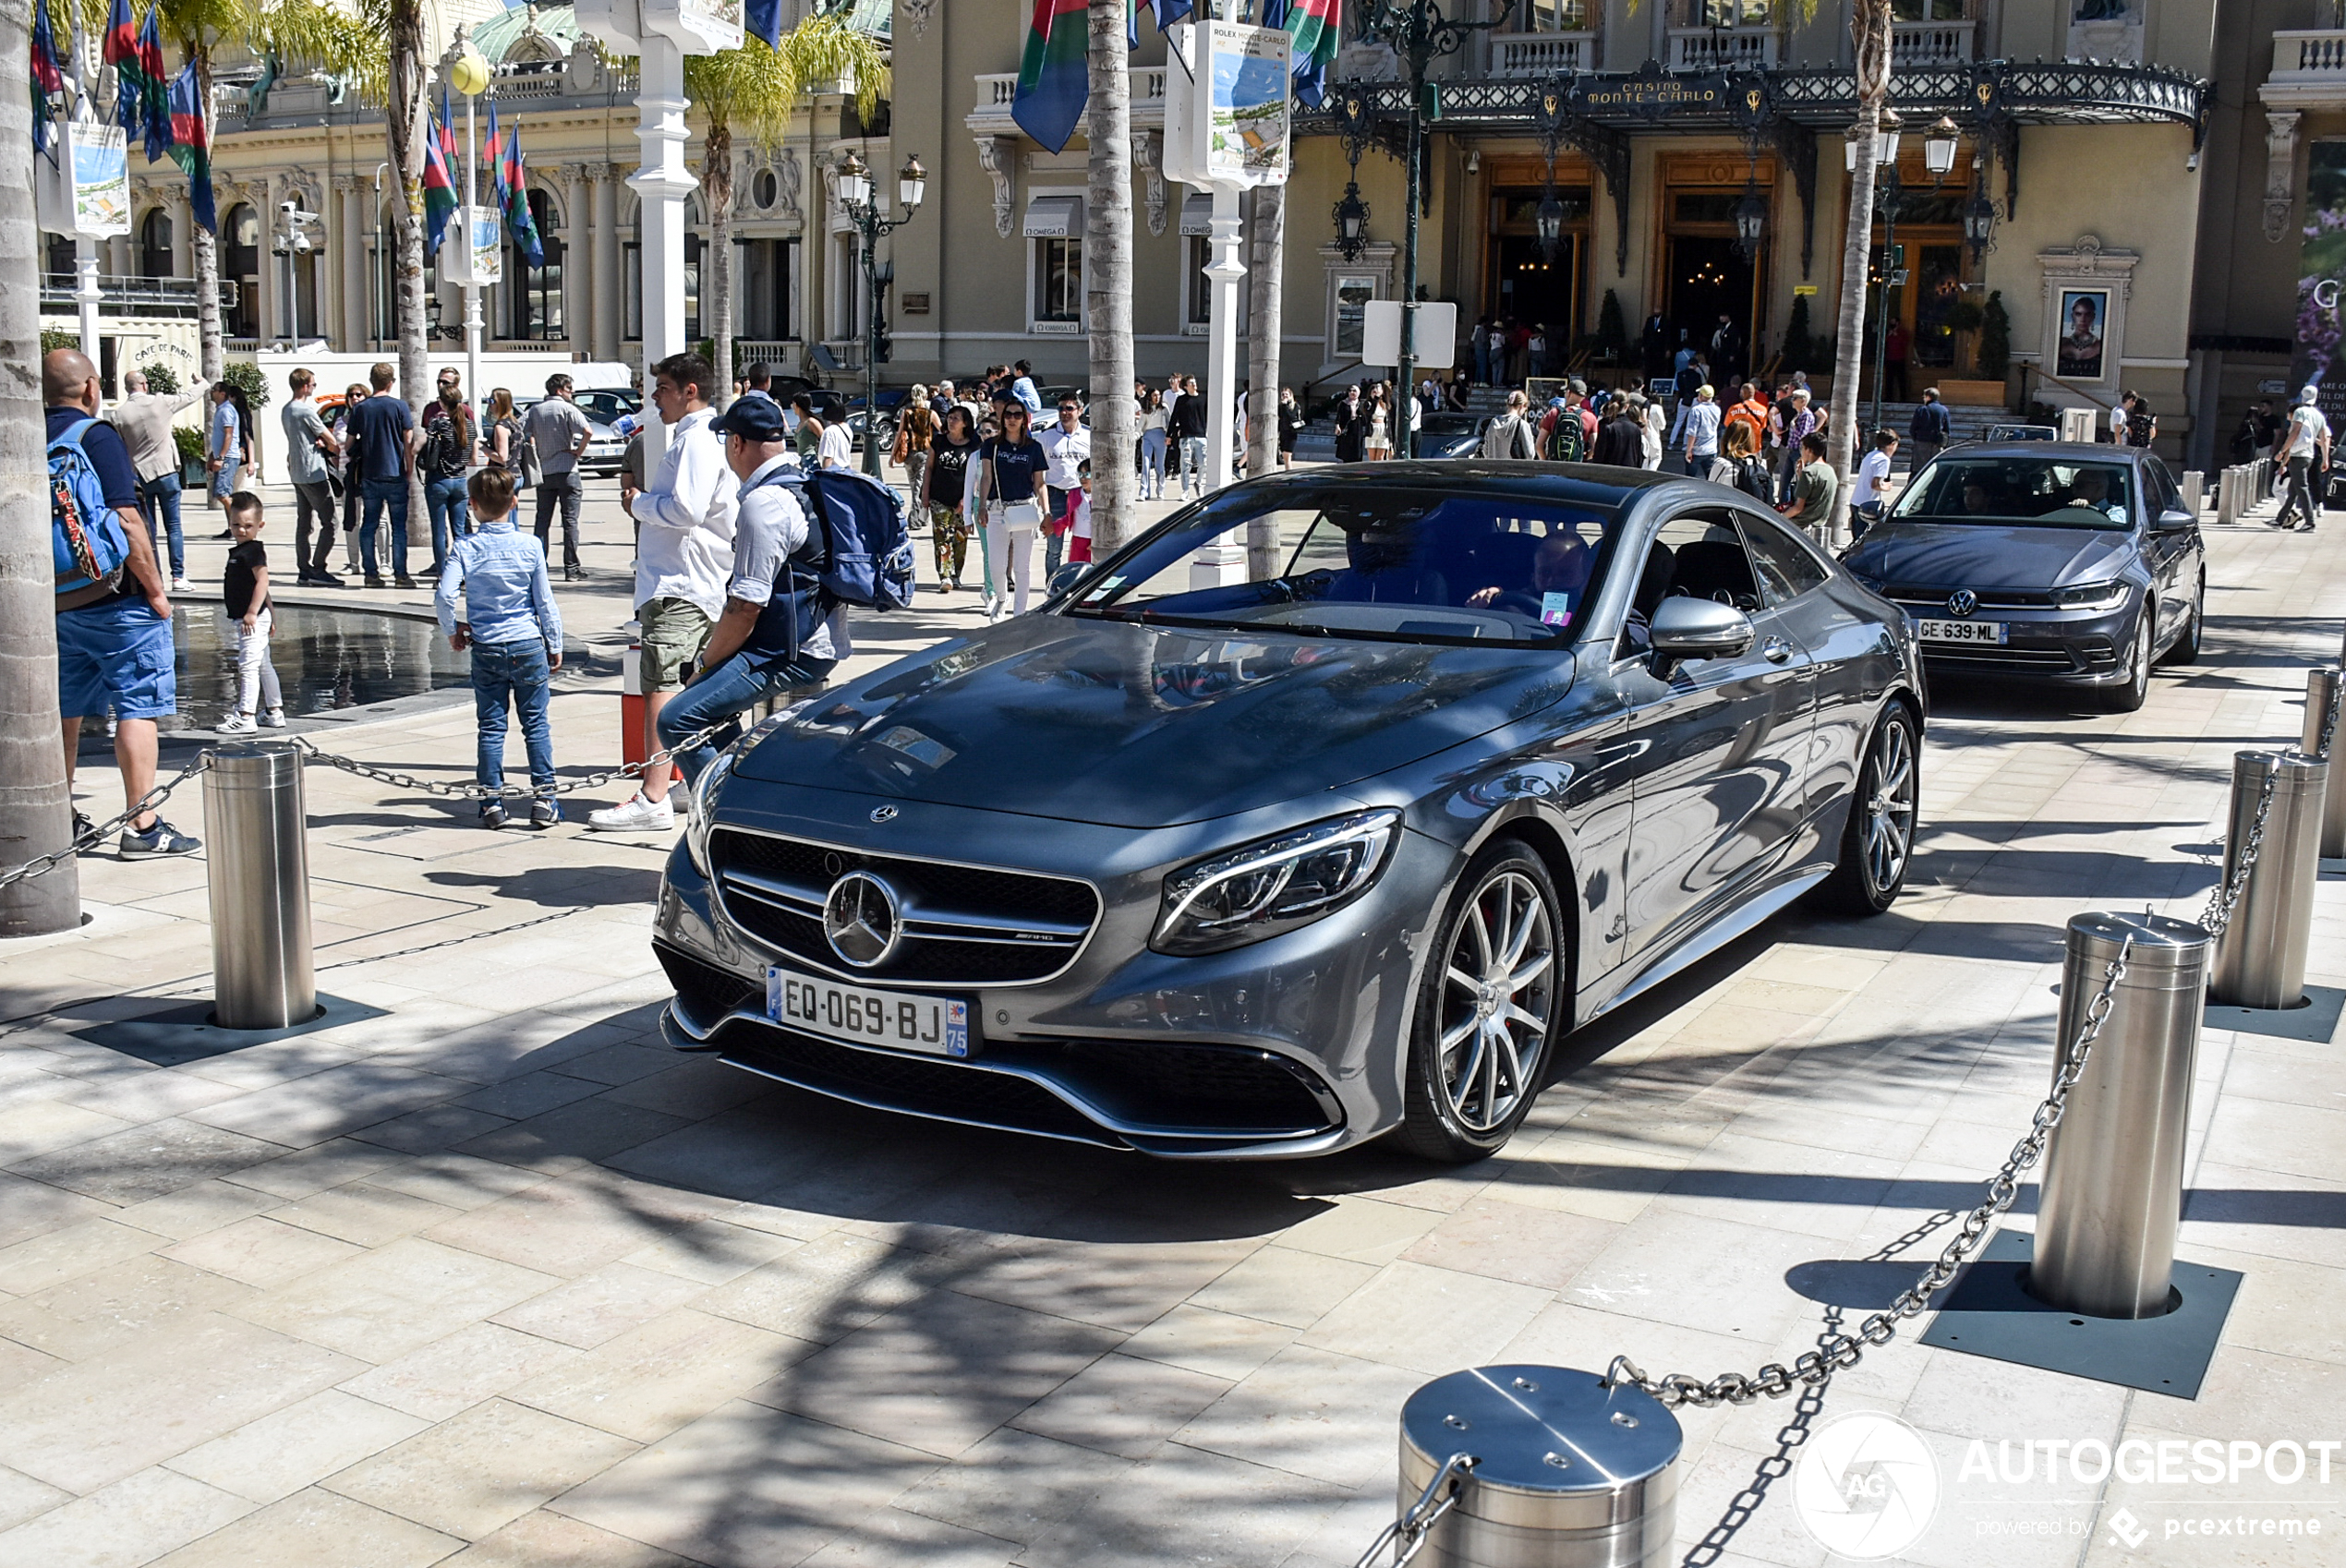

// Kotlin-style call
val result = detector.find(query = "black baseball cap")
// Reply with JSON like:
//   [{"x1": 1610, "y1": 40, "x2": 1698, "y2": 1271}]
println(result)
[{"x1": 711, "y1": 398, "x2": 789, "y2": 441}]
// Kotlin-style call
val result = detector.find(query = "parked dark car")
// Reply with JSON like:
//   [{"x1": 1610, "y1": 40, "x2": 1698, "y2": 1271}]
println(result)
[
  {"x1": 1842, "y1": 441, "x2": 2203, "y2": 711},
  {"x1": 1415, "y1": 412, "x2": 1490, "y2": 459},
  {"x1": 654, "y1": 464, "x2": 1925, "y2": 1160}
]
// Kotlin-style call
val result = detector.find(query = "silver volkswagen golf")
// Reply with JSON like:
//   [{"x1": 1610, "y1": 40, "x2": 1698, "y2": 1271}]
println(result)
[{"x1": 653, "y1": 464, "x2": 1925, "y2": 1161}]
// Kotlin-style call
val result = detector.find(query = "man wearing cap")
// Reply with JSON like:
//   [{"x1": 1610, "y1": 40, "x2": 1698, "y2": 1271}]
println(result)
[
  {"x1": 2272, "y1": 384, "x2": 2331, "y2": 533},
  {"x1": 655, "y1": 395, "x2": 849, "y2": 786}
]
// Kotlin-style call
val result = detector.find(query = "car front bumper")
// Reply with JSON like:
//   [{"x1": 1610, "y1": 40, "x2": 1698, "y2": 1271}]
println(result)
[
  {"x1": 651, "y1": 783, "x2": 1456, "y2": 1158},
  {"x1": 1893, "y1": 598, "x2": 2140, "y2": 687}
]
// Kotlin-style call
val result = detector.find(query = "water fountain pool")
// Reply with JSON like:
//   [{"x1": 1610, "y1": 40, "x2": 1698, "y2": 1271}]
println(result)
[{"x1": 170, "y1": 603, "x2": 472, "y2": 723}]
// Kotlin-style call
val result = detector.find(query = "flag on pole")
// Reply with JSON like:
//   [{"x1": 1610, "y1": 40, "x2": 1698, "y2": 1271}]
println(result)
[
  {"x1": 166, "y1": 62, "x2": 215, "y2": 233},
  {"x1": 500, "y1": 120, "x2": 542, "y2": 268},
  {"x1": 1143, "y1": 0, "x2": 1191, "y2": 27},
  {"x1": 1010, "y1": 0, "x2": 1090, "y2": 155},
  {"x1": 744, "y1": 0, "x2": 783, "y2": 50},
  {"x1": 1276, "y1": 0, "x2": 1339, "y2": 107},
  {"x1": 103, "y1": 0, "x2": 141, "y2": 137},
  {"x1": 31, "y1": 0, "x2": 67, "y2": 157},
  {"x1": 137, "y1": 8, "x2": 171, "y2": 161},
  {"x1": 421, "y1": 96, "x2": 460, "y2": 254}
]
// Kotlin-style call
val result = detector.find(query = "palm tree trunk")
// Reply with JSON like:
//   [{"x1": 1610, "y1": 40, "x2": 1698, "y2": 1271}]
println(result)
[
  {"x1": 706, "y1": 121, "x2": 735, "y2": 409},
  {"x1": 192, "y1": 50, "x2": 223, "y2": 381},
  {"x1": 0, "y1": 0, "x2": 80, "y2": 936},
  {"x1": 1826, "y1": 0, "x2": 1892, "y2": 547},
  {"x1": 388, "y1": 0, "x2": 429, "y2": 549},
  {"x1": 1245, "y1": 182, "x2": 1285, "y2": 576},
  {"x1": 1085, "y1": 0, "x2": 1136, "y2": 553}
]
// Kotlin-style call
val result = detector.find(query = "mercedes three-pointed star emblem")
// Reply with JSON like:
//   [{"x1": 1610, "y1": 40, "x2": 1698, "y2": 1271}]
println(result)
[
  {"x1": 1946, "y1": 588, "x2": 1978, "y2": 619},
  {"x1": 869, "y1": 805, "x2": 899, "y2": 824},
  {"x1": 822, "y1": 871, "x2": 902, "y2": 969}
]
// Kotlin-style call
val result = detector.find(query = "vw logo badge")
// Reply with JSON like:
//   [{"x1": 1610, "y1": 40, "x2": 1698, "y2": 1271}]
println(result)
[
  {"x1": 869, "y1": 805, "x2": 899, "y2": 824},
  {"x1": 1946, "y1": 589, "x2": 1978, "y2": 620},
  {"x1": 822, "y1": 872, "x2": 901, "y2": 970}
]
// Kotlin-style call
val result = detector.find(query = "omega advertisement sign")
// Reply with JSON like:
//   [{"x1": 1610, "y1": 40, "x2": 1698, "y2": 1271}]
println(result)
[{"x1": 2290, "y1": 140, "x2": 2346, "y2": 426}]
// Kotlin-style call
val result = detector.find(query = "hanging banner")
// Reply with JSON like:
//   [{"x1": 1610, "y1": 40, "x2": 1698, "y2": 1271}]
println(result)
[
  {"x1": 2290, "y1": 140, "x2": 2346, "y2": 430},
  {"x1": 1163, "y1": 20, "x2": 1290, "y2": 189},
  {"x1": 441, "y1": 204, "x2": 503, "y2": 287},
  {"x1": 37, "y1": 121, "x2": 132, "y2": 238}
]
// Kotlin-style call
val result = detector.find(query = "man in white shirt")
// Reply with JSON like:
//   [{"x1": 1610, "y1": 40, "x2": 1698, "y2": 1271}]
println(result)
[
  {"x1": 656, "y1": 394, "x2": 849, "y2": 786},
  {"x1": 1037, "y1": 397, "x2": 1090, "y2": 578},
  {"x1": 1851, "y1": 429, "x2": 1899, "y2": 538},
  {"x1": 109, "y1": 370, "x2": 202, "y2": 589},
  {"x1": 792, "y1": 394, "x2": 855, "y2": 471},
  {"x1": 592, "y1": 352, "x2": 738, "y2": 833},
  {"x1": 2272, "y1": 383, "x2": 2332, "y2": 532}
]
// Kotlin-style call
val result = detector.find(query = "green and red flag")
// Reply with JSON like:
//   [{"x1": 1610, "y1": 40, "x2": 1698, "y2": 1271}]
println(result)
[
  {"x1": 421, "y1": 93, "x2": 459, "y2": 254},
  {"x1": 1281, "y1": 0, "x2": 1340, "y2": 107},
  {"x1": 1011, "y1": 0, "x2": 1090, "y2": 155},
  {"x1": 31, "y1": 0, "x2": 67, "y2": 156},
  {"x1": 136, "y1": 7, "x2": 171, "y2": 159},
  {"x1": 166, "y1": 62, "x2": 214, "y2": 232}
]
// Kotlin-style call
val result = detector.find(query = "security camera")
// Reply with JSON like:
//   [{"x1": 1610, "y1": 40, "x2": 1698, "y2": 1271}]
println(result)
[
  {"x1": 292, "y1": 233, "x2": 312, "y2": 253},
  {"x1": 280, "y1": 199, "x2": 298, "y2": 215}
]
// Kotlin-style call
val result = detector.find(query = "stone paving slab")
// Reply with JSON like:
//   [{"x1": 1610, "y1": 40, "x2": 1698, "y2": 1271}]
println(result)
[{"x1": 0, "y1": 488, "x2": 2341, "y2": 1567}]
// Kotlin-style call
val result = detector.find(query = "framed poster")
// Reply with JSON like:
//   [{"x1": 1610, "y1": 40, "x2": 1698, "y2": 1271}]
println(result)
[
  {"x1": 442, "y1": 205, "x2": 502, "y2": 287},
  {"x1": 36, "y1": 121, "x2": 130, "y2": 238},
  {"x1": 2290, "y1": 140, "x2": 2346, "y2": 420},
  {"x1": 2055, "y1": 289, "x2": 2109, "y2": 382}
]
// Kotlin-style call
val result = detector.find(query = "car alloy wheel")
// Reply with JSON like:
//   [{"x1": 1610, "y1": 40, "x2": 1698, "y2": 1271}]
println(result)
[
  {"x1": 2103, "y1": 613, "x2": 2154, "y2": 712},
  {"x1": 1398, "y1": 843, "x2": 1562, "y2": 1161},
  {"x1": 1814, "y1": 706, "x2": 1920, "y2": 916}
]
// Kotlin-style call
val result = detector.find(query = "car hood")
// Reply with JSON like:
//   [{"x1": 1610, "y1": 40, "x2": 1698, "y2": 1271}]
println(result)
[
  {"x1": 732, "y1": 616, "x2": 1576, "y2": 827},
  {"x1": 1845, "y1": 521, "x2": 2137, "y2": 592}
]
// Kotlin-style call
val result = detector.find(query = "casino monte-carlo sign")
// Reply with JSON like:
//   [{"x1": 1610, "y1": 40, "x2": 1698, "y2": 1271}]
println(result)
[{"x1": 1573, "y1": 72, "x2": 1732, "y2": 119}]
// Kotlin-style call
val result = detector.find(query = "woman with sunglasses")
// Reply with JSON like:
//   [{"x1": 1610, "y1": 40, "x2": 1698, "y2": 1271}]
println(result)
[{"x1": 969, "y1": 403, "x2": 1048, "y2": 621}]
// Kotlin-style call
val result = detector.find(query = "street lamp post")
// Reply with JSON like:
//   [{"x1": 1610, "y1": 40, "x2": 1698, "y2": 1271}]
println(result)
[
  {"x1": 833, "y1": 151, "x2": 925, "y2": 478},
  {"x1": 1354, "y1": 0, "x2": 1515, "y2": 457}
]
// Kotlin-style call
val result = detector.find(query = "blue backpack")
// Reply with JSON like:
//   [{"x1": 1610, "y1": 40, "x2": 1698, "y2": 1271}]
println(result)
[
  {"x1": 803, "y1": 467, "x2": 917, "y2": 612},
  {"x1": 51, "y1": 419, "x2": 132, "y2": 610}
]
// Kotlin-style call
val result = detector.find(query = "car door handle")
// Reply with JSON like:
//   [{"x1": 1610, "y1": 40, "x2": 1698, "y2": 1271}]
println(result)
[{"x1": 1760, "y1": 636, "x2": 1796, "y2": 665}]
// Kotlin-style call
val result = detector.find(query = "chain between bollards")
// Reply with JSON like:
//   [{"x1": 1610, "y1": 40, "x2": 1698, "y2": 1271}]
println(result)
[
  {"x1": 1352, "y1": 1452, "x2": 1478, "y2": 1568},
  {"x1": 0, "y1": 752, "x2": 217, "y2": 890}
]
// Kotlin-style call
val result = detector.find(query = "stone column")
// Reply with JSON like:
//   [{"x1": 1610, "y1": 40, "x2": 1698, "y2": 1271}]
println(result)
[
  {"x1": 561, "y1": 163, "x2": 591, "y2": 355},
  {"x1": 592, "y1": 163, "x2": 623, "y2": 362},
  {"x1": 334, "y1": 175, "x2": 369, "y2": 351}
]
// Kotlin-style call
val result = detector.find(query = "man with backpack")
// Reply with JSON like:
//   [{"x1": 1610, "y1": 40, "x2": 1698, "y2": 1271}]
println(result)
[
  {"x1": 44, "y1": 349, "x2": 200, "y2": 858},
  {"x1": 1908, "y1": 388, "x2": 1953, "y2": 473},
  {"x1": 655, "y1": 395, "x2": 851, "y2": 787}
]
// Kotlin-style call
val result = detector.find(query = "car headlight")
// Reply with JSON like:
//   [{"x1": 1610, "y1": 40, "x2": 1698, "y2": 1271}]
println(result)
[
  {"x1": 683, "y1": 703, "x2": 813, "y2": 875},
  {"x1": 2054, "y1": 579, "x2": 2130, "y2": 611},
  {"x1": 1152, "y1": 808, "x2": 1404, "y2": 956}
]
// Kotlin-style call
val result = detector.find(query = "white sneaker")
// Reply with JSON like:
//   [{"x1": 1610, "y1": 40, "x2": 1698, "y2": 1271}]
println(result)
[
  {"x1": 259, "y1": 708, "x2": 286, "y2": 729},
  {"x1": 171, "y1": 577, "x2": 193, "y2": 592},
  {"x1": 217, "y1": 714, "x2": 258, "y2": 734},
  {"x1": 587, "y1": 791, "x2": 675, "y2": 832}
]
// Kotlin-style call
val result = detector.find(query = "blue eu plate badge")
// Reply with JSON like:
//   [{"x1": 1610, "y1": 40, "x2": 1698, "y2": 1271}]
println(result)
[{"x1": 766, "y1": 967, "x2": 973, "y2": 1059}]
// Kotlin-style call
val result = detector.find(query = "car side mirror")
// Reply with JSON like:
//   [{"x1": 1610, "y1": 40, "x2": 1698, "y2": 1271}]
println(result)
[
  {"x1": 1649, "y1": 596, "x2": 1756, "y2": 671},
  {"x1": 2158, "y1": 507, "x2": 2195, "y2": 529}
]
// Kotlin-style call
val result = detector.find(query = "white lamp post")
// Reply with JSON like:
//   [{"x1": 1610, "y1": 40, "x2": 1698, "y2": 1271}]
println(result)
[{"x1": 449, "y1": 41, "x2": 491, "y2": 426}]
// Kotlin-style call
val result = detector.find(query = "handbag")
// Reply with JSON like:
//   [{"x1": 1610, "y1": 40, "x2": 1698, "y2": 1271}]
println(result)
[{"x1": 994, "y1": 449, "x2": 1044, "y2": 528}]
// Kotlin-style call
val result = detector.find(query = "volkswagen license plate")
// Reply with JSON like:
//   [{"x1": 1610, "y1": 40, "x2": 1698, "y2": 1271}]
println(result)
[
  {"x1": 1916, "y1": 618, "x2": 2008, "y2": 645},
  {"x1": 766, "y1": 966, "x2": 972, "y2": 1058}
]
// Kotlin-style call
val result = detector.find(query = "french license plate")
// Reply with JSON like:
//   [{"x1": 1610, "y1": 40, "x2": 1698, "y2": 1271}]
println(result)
[
  {"x1": 766, "y1": 966, "x2": 972, "y2": 1058},
  {"x1": 1916, "y1": 618, "x2": 2009, "y2": 645}
]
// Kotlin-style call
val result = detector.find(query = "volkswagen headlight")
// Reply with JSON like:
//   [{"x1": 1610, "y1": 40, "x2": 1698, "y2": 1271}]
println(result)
[
  {"x1": 2054, "y1": 579, "x2": 2129, "y2": 611},
  {"x1": 1153, "y1": 809, "x2": 1403, "y2": 956}
]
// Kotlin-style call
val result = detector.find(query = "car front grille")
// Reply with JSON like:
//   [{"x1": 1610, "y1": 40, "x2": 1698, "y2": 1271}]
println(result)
[
  {"x1": 1891, "y1": 587, "x2": 2058, "y2": 610},
  {"x1": 722, "y1": 1029, "x2": 1118, "y2": 1146},
  {"x1": 709, "y1": 827, "x2": 1101, "y2": 986},
  {"x1": 1919, "y1": 643, "x2": 2081, "y2": 671}
]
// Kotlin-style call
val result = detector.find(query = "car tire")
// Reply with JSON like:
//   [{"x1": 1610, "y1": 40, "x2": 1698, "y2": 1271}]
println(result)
[
  {"x1": 2164, "y1": 575, "x2": 2205, "y2": 666},
  {"x1": 2100, "y1": 614, "x2": 2155, "y2": 712},
  {"x1": 1395, "y1": 840, "x2": 1566, "y2": 1164},
  {"x1": 1813, "y1": 706, "x2": 1920, "y2": 917}
]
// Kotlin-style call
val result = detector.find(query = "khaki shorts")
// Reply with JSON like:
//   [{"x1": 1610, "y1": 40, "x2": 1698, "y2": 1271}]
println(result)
[{"x1": 638, "y1": 597, "x2": 714, "y2": 692}]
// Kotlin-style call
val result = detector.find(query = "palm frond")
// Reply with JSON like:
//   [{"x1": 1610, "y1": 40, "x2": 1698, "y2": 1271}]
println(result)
[
  {"x1": 255, "y1": 0, "x2": 386, "y2": 102},
  {"x1": 771, "y1": 11, "x2": 889, "y2": 121},
  {"x1": 679, "y1": 11, "x2": 889, "y2": 147}
]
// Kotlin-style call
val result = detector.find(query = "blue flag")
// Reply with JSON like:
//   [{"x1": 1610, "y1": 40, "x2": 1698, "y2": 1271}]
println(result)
[{"x1": 745, "y1": 0, "x2": 782, "y2": 49}]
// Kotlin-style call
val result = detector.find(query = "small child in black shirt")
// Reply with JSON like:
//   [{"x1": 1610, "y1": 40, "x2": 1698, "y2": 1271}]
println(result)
[{"x1": 218, "y1": 492, "x2": 284, "y2": 732}]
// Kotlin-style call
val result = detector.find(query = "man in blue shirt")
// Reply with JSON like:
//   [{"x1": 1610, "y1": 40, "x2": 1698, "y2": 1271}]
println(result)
[
  {"x1": 1010, "y1": 359, "x2": 1045, "y2": 416},
  {"x1": 44, "y1": 350, "x2": 200, "y2": 858},
  {"x1": 435, "y1": 466, "x2": 563, "y2": 828},
  {"x1": 350, "y1": 360, "x2": 419, "y2": 587}
]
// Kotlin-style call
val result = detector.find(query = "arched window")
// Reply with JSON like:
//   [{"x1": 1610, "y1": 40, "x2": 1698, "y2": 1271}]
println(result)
[
  {"x1": 224, "y1": 204, "x2": 261, "y2": 338},
  {"x1": 139, "y1": 209, "x2": 173, "y2": 278},
  {"x1": 505, "y1": 188, "x2": 564, "y2": 340}
]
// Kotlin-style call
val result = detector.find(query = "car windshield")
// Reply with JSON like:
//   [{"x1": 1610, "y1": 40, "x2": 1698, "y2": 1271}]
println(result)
[
  {"x1": 1063, "y1": 485, "x2": 1628, "y2": 648},
  {"x1": 1889, "y1": 456, "x2": 2135, "y2": 529}
]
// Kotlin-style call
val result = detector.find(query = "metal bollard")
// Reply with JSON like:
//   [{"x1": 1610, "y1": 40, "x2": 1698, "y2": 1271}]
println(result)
[
  {"x1": 1398, "y1": 1366, "x2": 1680, "y2": 1568},
  {"x1": 2215, "y1": 468, "x2": 2240, "y2": 526},
  {"x1": 202, "y1": 742, "x2": 317, "y2": 1029},
  {"x1": 2307, "y1": 668, "x2": 2345, "y2": 860},
  {"x1": 2033, "y1": 912, "x2": 2211, "y2": 1319},
  {"x1": 2207, "y1": 750, "x2": 2328, "y2": 1009}
]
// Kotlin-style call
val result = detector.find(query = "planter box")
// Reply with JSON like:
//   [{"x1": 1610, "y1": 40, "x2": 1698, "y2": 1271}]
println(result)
[{"x1": 1936, "y1": 379, "x2": 2008, "y2": 407}]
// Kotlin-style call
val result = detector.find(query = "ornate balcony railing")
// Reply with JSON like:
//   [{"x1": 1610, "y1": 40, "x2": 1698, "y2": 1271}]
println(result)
[
  {"x1": 1667, "y1": 26, "x2": 1775, "y2": 71},
  {"x1": 2267, "y1": 30, "x2": 2346, "y2": 100},
  {"x1": 1893, "y1": 19, "x2": 1977, "y2": 66},
  {"x1": 40, "y1": 273, "x2": 204, "y2": 311},
  {"x1": 1492, "y1": 32, "x2": 1598, "y2": 78},
  {"x1": 971, "y1": 68, "x2": 1167, "y2": 132}
]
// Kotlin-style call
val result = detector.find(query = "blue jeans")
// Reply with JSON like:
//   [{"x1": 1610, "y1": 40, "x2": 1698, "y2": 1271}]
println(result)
[
  {"x1": 360, "y1": 476, "x2": 409, "y2": 577},
  {"x1": 139, "y1": 473, "x2": 184, "y2": 579},
  {"x1": 426, "y1": 475, "x2": 470, "y2": 571},
  {"x1": 1179, "y1": 435, "x2": 1207, "y2": 494},
  {"x1": 1139, "y1": 429, "x2": 1167, "y2": 495},
  {"x1": 471, "y1": 638, "x2": 554, "y2": 793},
  {"x1": 658, "y1": 647, "x2": 838, "y2": 786}
]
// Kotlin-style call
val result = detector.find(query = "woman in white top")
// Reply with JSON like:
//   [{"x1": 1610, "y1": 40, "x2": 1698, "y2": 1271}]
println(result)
[
  {"x1": 1138, "y1": 389, "x2": 1171, "y2": 500},
  {"x1": 1364, "y1": 385, "x2": 1394, "y2": 460},
  {"x1": 1639, "y1": 397, "x2": 1666, "y2": 470}
]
